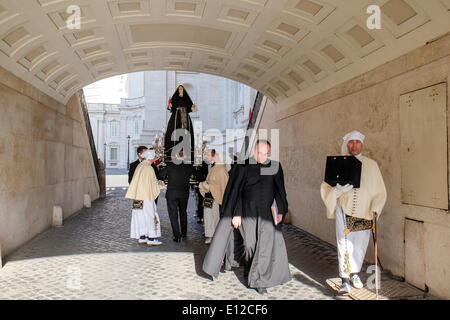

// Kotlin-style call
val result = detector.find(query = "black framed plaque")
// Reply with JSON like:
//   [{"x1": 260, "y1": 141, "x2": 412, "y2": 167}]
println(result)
[{"x1": 324, "y1": 156, "x2": 362, "y2": 188}]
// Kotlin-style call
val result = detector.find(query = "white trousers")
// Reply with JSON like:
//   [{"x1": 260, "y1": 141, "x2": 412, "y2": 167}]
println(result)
[
  {"x1": 204, "y1": 201, "x2": 220, "y2": 238},
  {"x1": 336, "y1": 205, "x2": 371, "y2": 278},
  {"x1": 130, "y1": 200, "x2": 161, "y2": 239}
]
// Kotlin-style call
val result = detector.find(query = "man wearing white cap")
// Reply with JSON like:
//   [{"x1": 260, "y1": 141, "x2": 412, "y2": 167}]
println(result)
[
  {"x1": 126, "y1": 149, "x2": 165, "y2": 246},
  {"x1": 320, "y1": 130, "x2": 387, "y2": 293}
]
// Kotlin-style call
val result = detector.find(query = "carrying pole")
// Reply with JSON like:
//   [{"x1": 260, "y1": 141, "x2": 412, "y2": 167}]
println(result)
[{"x1": 374, "y1": 213, "x2": 379, "y2": 300}]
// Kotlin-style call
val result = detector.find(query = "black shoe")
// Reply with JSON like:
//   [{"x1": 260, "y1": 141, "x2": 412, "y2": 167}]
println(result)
[
  {"x1": 173, "y1": 237, "x2": 181, "y2": 243},
  {"x1": 181, "y1": 234, "x2": 187, "y2": 238},
  {"x1": 256, "y1": 287, "x2": 267, "y2": 295}
]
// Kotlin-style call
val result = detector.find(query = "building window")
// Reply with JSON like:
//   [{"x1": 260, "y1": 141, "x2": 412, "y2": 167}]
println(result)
[
  {"x1": 110, "y1": 122, "x2": 119, "y2": 137},
  {"x1": 110, "y1": 147, "x2": 118, "y2": 161}
]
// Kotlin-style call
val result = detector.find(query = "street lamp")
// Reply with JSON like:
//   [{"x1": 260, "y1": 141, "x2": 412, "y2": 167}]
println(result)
[
  {"x1": 103, "y1": 142, "x2": 106, "y2": 166},
  {"x1": 127, "y1": 135, "x2": 131, "y2": 170}
]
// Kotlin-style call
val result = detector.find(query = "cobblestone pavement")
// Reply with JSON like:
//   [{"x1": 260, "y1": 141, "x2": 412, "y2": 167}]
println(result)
[
  {"x1": 105, "y1": 168, "x2": 129, "y2": 175},
  {"x1": 106, "y1": 175, "x2": 129, "y2": 188},
  {"x1": 0, "y1": 188, "x2": 427, "y2": 300}
]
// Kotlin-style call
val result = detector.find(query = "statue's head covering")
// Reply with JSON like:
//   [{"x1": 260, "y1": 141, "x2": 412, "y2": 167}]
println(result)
[
  {"x1": 170, "y1": 85, "x2": 193, "y2": 106},
  {"x1": 341, "y1": 130, "x2": 365, "y2": 155},
  {"x1": 142, "y1": 149, "x2": 155, "y2": 160}
]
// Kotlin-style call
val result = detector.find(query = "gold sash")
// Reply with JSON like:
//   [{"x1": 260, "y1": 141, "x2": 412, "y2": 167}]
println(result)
[{"x1": 345, "y1": 215, "x2": 373, "y2": 233}]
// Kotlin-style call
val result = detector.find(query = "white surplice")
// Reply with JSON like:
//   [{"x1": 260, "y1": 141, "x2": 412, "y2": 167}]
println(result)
[
  {"x1": 130, "y1": 200, "x2": 161, "y2": 239},
  {"x1": 335, "y1": 204, "x2": 371, "y2": 278}
]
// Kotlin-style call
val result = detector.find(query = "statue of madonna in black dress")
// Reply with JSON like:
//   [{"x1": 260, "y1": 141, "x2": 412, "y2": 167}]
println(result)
[{"x1": 164, "y1": 85, "x2": 197, "y2": 163}]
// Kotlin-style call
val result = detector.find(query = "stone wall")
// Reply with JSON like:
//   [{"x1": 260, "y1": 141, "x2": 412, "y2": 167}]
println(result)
[
  {"x1": 0, "y1": 66, "x2": 100, "y2": 259},
  {"x1": 259, "y1": 34, "x2": 450, "y2": 299}
]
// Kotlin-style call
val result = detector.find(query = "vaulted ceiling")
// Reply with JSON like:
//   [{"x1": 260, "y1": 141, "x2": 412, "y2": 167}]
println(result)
[{"x1": 0, "y1": 0, "x2": 449, "y2": 105}]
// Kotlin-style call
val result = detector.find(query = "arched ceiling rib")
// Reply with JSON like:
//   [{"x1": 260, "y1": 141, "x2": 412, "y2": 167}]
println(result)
[{"x1": 0, "y1": 0, "x2": 448, "y2": 105}]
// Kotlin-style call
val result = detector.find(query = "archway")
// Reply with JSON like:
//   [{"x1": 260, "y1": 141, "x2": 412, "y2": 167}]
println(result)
[{"x1": 1, "y1": 0, "x2": 450, "y2": 299}]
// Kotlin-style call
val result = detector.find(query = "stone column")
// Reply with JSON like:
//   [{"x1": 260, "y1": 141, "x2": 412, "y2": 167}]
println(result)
[{"x1": 98, "y1": 118, "x2": 105, "y2": 162}]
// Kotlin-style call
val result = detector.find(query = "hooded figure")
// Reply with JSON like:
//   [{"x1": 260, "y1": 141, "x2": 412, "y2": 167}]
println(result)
[
  {"x1": 126, "y1": 149, "x2": 165, "y2": 246},
  {"x1": 164, "y1": 85, "x2": 197, "y2": 163},
  {"x1": 320, "y1": 130, "x2": 387, "y2": 293}
]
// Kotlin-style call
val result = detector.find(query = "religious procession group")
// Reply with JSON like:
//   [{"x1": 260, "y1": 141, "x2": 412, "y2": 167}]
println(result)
[{"x1": 125, "y1": 85, "x2": 387, "y2": 295}]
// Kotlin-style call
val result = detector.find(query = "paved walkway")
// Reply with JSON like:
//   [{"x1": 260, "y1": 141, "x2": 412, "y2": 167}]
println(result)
[
  {"x1": 0, "y1": 188, "x2": 428, "y2": 300},
  {"x1": 105, "y1": 168, "x2": 129, "y2": 175}
]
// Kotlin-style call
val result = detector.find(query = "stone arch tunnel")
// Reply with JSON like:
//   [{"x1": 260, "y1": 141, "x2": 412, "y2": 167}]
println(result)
[{"x1": 0, "y1": 0, "x2": 450, "y2": 299}]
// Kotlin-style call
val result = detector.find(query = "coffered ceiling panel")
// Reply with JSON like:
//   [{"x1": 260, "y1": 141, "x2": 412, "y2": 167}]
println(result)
[
  {"x1": 166, "y1": 0, "x2": 206, "y2": 19},
  {"x1": 282, "y1": 0, "x2": 336, "y2": 25},
  {"x1": 216, "y1": 4, "x2": 259, "y2": 27},
  {"x1": 378, "y1": 0, "x2": 431, "y2": 38},
  {"x1": 335, "y1": 19, "x2": 385, "y2": 58},
  {"x1": 108, "y1": 0, "x2": 151, "y2": 19},
  {"x1": 265, "y1": 18, "x2": 310, "y2": 44},
  {"x1": 280, "y1": 67, "x2": 310, "y2": 92},
  {"x1": 0, "y1": 0, "x2": 447, "y2": 104}
]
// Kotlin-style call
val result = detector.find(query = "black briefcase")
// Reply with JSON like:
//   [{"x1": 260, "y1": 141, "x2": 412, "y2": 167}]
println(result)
[
  {"x1": 202, "y1": 192, "x2": 214, "y2": 208},
  {"x1": 324, "y1": 156, "x2": 362, "y2": 188}
]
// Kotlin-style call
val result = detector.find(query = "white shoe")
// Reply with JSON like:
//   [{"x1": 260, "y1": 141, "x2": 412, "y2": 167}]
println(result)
[
  {"x1": 339, "y1": 280, "x2": 352, "y2": 294},
  {"x1": 351, "y1": 274, "x2": 364, "y2": 289},
  {"x1": 138, "y1": 238, "x2": 147, "y2": 244},
  {"x1": 147, "y1": 239, "x2": 162, "y2": 246}
]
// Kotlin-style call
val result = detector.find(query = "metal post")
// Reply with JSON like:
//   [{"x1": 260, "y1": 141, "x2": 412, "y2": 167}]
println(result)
[
  {"x1": 374, "y1": 212, "x2": 379, "y2": 300},
  {"x1": 103, "y1": 142, "x2": 106, "y2": 167},
  {"x1": 127, "y1": 135, "x2": 130, "y2": 170}
]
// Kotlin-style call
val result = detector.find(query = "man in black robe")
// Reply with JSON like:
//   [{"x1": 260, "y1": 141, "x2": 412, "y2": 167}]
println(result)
[
  {"x1": 158, "y1": 150, "x2": 199, "y2": 242},
  {"x1": 203, "y1": 140, "x2": 291, "y2": 294},
  {"x1": 194, "y1": 160, "x2": 209, "y2": 223}
]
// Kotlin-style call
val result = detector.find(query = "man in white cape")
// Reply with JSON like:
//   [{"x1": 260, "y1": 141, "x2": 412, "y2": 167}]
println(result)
[
  {"x1": 320, "y1": 130, "x2": 387, "y2": 293},
  {"x1": 126, "y1": 149, "x2": 165, "y2": 246}
]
